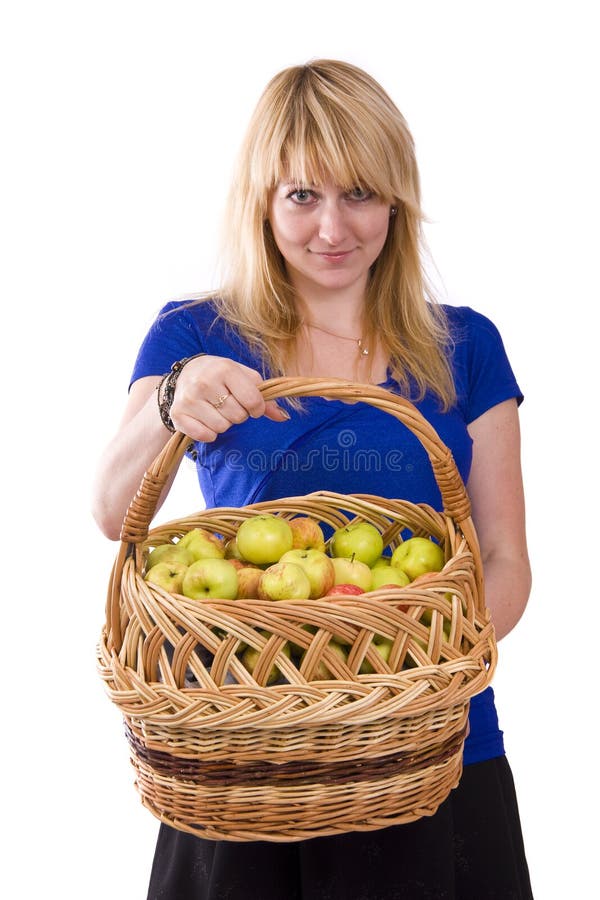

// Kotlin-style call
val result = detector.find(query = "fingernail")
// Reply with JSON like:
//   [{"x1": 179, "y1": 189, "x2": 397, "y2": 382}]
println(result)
[{"x1": 278, "y1": 408, "x2": 291, "y2": 420}]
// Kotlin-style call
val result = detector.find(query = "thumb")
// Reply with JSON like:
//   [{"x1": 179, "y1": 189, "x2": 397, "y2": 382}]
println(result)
[{"x1": 263, "y1": 400, "x2": 291, "y2": 421}]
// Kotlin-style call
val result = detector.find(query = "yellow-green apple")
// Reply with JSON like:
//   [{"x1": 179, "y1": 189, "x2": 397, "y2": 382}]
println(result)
[
  {"x1": 371, "y1": 555, "x2": 392, "y2": 569},
  {"x1": 303, "y1": 640, "x2": 348, "y2": 680},
  {"x1": 224, "y1": 537, "x2": 244, "y2": 561},
  {"x1": 144, "y1": 560, "x2": 188, "y2": 594},
  {"x1": 178, "y1": 527, "x2": 226, "y2": 561},
  {"x1": 330, "y1": 522, "x2": 384, "y2": 567},
  {"x1": 236, "y1": 565, "x2": 264, "y2": 600},
  {"x1": 257, "y1": 562, "x2": 311, "y2": 601},
  {"x1": 146, "y1": 543, "x2": 195, "y2": 570},
  {"x1": 182, "y1": 558, "x2": 238, "y2": 600},
  {"x1": 331, "y1": 556, "x2": 373, "y2": 591},
  {"x1": 289, "y1": 516, "x2": 326, "y2": 552},
  {"x1": 324, "y1": 583, "x2": 365, "y2": 597},
  {"x1": 241, "y1": 637, "x2": 292, "y2": 684},
  {"x1": 369, "y1": 566, "x2": 411, "y2": 591},
  {"x1": 236, "y1": 515, "x2": 293, "y2": 565},
  {"x1": 278, "y1": 548, "x2": 335, "y2": 599},
  {"x1": 391, "y1": 537, "x2": 444, "y2": 580},
  {"x1": 360, "y1": 638, "x2": 394, "y2": 674}
]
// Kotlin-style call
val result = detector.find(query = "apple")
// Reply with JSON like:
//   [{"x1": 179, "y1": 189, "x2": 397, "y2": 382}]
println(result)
[
  {"x1": 144, "y1": 560, "x2": 188, "y2": 594},
  {"x1": 236, "y1": 565, "x2": 264, "y2": 599},
  {"x1": 289, "y1": 516, "x2": 326, "y2": 552},
  {"x1": 241, "y1": 635, "x2": 292, "y2": 685},
  {"x1": 391, "y1": 536, "x2": 445, "y2": 581},
  {"x1": 279, "y1": 548, "x2": 335, "y2": 598},
  {"x1": 330, "y1": 522, "x2": 384, "y2": 567},
  {"x1": 236, "y1": 515, "x2": 294, "y2": 566},
  {"x1": 224, "y1": 537, "x2": 244, "y2": 561},
  {"x1": 360, "y1": 638, "x2": 394, "y2": 674},
  {"x1": 369, "y1": 566, "x2": 411, "y2": 591},
  {"x1": 182, "y1": 558, "x2": 238, "y2": 600},
  {"x1": 257, "y1": 562, "x2": 311, "y2": 601},
  {"x1": 178, "y1": 527, "x2": 225, "y2": 561},
  {"x1": 371, "y1": 555, "x2": 392, "y2": 569},
  {"x1": 324, "y1": 583, "x2": 365, "y2": 597},
  {"x1": 303, "y1": 640, "x2": 348, "y2": 680},
  {"x1": 331, "y1": 556, "x2": 373, "y2": 591},
  {"x1": 146, "y1": 543, "x2": 195, "y2": 570}
]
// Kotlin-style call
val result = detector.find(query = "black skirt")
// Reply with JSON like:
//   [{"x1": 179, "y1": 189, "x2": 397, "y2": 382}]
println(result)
[{"x1": 146, "y1": 755, "x2": 533, "y2": 900}]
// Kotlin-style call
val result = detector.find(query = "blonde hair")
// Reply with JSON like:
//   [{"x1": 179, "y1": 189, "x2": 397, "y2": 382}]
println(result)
[{"x1": 209, "y1": 59, "x2": 456, "y2": 408}]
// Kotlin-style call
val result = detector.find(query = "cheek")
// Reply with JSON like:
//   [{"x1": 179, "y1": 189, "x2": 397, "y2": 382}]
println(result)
[{"x1": 270, "y1": 215, "x2": 311, "y2": 250}]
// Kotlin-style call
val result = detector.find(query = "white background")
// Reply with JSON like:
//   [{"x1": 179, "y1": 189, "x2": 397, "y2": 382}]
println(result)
[{"x1": 2, "y1": 1, "x2": 598, "y2": 897}]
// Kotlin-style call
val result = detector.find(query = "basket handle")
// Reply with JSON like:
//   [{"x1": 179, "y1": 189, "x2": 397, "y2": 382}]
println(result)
[
  {"x1": 108, "y1": 377, "x2": 482, "y2": 646},
  {"x1": 120, "y1": 376, "x2": 473, "y2": 541}
]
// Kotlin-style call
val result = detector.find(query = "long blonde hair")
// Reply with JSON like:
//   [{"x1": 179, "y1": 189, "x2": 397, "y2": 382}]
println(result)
[{"x1": 210, "y1": 59, "x2": 456, "y2": 408}]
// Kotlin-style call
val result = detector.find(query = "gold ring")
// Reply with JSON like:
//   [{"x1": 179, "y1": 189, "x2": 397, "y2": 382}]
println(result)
[{"x1": 211, "y1": 391, "x2": 230, "y2": 409}]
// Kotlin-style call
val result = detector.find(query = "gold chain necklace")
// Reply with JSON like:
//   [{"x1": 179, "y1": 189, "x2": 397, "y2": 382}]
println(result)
[{"x1": 304, "y1": 321, "x2": 369, "y2": 356}]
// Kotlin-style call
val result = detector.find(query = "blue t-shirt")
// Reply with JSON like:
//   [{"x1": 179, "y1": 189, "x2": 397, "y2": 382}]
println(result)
[{"x1": 131, "y1": 298, "x2": 523, "y2": 765}]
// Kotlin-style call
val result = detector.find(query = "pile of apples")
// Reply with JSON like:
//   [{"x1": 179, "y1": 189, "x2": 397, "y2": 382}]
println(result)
[{"x1": 144, "y1": 514, "x2": 446, "y2": 681}]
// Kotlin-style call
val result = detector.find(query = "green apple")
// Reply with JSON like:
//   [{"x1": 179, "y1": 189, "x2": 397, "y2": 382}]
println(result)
[
  {"x1": 331, "y1": 556, "x2": 373, "y2": 591},
  {"x1": 391, "y1": 537, "x2": 445, "y2": 581},
  {"x1": 182, "y1": 558, "x2": 238, "y2": 600},
  {"x1": 371, "y1": 555, "x2": 392, "y2": 569},
  {"x1": 241, "y1": 636, "x2": 292, "y2": 684},
  {"x1": 178, "y1": 527, "x2": 225, "y2": 561},
  {"x1": 278, "y1": 548, "x2": 335, "y2": 598},
  {"x1": 360, "y1": 638, "x2": 394, "y2": 674},
  {"x1": 236, "y1": 515, "x2": 294, "y2": 565},
  {"x1": 144, "y1": 560, "x2": 188, "y2": 594},
  {"x1": 289, "y1": 516, "x2": 326, "y2": 552},
  {"x1": 302, "y1": 640, "x2": 348, "y2": 680},
  {"x1": 224, "y1": 537, "x2": 244, "y2": 561},
  {"x1": 369, "y1": 566, "x2": 411, "y2": 591},
  {"x1": 330, "y1": 522, "x2": 384, "y2": 567},
  {"x1": 257, "y1": 562, "x2": 311, "y2": 601},
  {"x1": 146, "y1": 543, "x2": 195, "y2": 570}
]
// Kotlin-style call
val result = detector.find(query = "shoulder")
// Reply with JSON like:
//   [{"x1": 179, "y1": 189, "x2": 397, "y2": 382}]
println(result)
[
  {"x1": 440, "y1": 304, "x2": 523, "y2": 422},
  {"x1": 441, "y1": 304, "x2": 504, "y2": 344}
]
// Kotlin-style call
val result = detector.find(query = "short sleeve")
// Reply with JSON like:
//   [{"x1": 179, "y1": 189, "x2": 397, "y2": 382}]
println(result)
[
  {"x1": 454, "y1": 307, "x2": 524, "y2": 423},
  {"x1": 129, "y1": 301, "x2": 206, "y2": 388}
]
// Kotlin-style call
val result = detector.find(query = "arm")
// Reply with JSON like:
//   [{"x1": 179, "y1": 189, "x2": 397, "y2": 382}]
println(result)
[
  {"x1": 466, "y1": 398, "x2": 531, "y2": 640},
  {"x1": 91, "y1": 356, "x2": 289, "y2": 540}
]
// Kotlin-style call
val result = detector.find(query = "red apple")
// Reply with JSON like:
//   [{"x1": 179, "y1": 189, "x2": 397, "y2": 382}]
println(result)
[
  {"x1": 236, "y1": 566, "x2": 263, "y2": 599},
  {"x1": 324, "y1": 583, "x2": 365, "y2": 597},
  {"x1": 289, "y1": 516, "x2": 326, "y2": 552}
]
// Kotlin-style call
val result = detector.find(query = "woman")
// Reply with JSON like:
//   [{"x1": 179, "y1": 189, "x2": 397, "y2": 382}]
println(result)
[{"x1": 93, "y1": 59, "x2": 533, "y2": 899}]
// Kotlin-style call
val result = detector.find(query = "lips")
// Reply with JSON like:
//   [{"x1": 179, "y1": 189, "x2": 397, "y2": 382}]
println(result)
[{"x1": 312, "y1": 249, "x2": 354, "y2": 261}]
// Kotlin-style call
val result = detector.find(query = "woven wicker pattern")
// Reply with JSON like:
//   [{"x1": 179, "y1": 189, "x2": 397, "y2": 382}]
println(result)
[{"x1": 97, "y1": 377, "x2": 497, "y2": 841}]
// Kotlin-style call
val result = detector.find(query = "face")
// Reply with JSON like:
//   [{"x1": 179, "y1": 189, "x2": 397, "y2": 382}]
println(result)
[{"x1": 268, "y1": 179, "x2": 392, "y2": 300}]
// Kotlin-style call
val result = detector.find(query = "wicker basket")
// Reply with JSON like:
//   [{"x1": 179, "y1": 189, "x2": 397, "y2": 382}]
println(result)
[{"x1": 97, "y1": 377, "x2": 497, "y2": 842}]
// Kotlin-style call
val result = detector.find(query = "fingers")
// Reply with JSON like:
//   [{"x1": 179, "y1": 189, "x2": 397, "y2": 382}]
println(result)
[{"x1": 167, "y1": 357, "x2": 289, "y2": 441}]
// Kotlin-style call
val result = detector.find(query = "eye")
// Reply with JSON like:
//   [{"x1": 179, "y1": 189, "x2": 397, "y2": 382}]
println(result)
[
  {"x1": 347, "y1": 186, "x2": 374, "y2": 201},
  {"x1": 287, "y1": 187, "x2": 316, "y2": 205}
]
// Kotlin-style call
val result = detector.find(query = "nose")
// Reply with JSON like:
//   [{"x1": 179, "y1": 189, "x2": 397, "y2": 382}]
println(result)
[{"x1": 317, "y1": 198, "x2": 348, "y2": 246}]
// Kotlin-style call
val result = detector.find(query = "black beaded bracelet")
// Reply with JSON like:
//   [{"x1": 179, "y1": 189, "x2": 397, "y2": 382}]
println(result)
[{"x1": 157, "y1": 353, "x2": 207, "y2": 433}]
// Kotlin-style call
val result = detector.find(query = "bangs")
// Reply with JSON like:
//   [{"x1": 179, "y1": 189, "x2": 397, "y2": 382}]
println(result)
[{"x1": 252, "y1": 86, "x2": 400, "y2": 205}]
